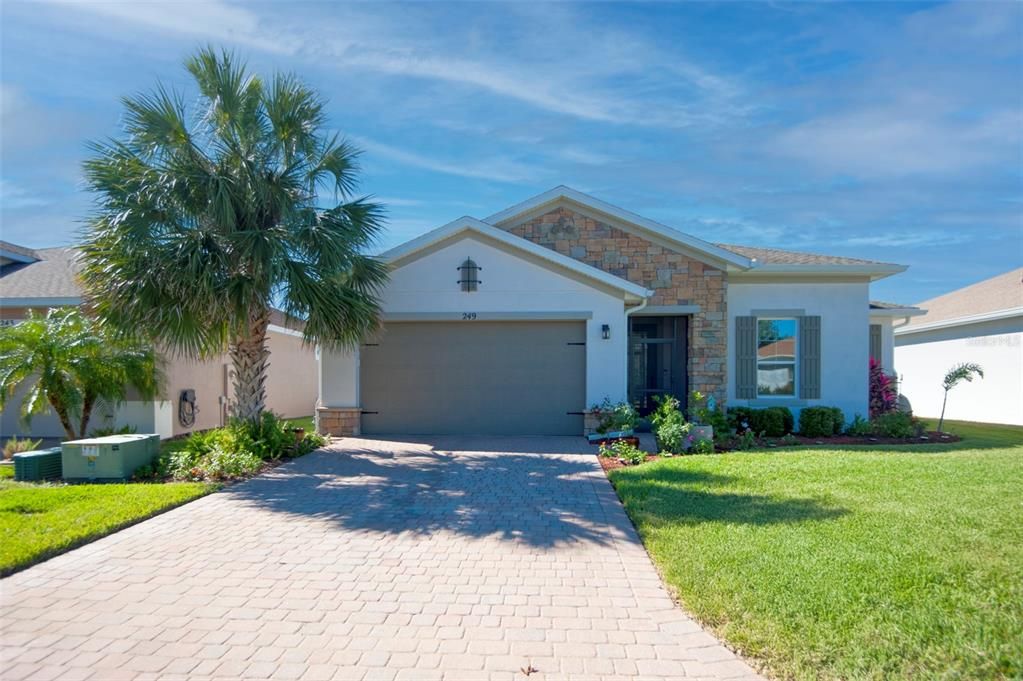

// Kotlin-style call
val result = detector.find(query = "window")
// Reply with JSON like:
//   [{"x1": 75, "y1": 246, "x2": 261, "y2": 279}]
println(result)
[
  {"x1": 457, "y1": 258, "x2": 481, "y2": 292},
  {"x1": 757, "y1": 318, "x2": 796, "y2": 396}
]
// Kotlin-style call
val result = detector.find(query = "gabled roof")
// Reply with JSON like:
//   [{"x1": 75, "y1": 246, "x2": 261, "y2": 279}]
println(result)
[
  {"x1": 482, "y1": 186, "x2": 907, "y2": 280},
  {"x1": 898, "y1": 267, "x2": 1023, "y2": 334},
  {"x1": 0, "y1": 245, "x2": 83, "y2": 305},
  {"x1": 485, "y1": 186, "x2": 752, "y2": 270},
  {"x1": 721, "y1": 244, "x2": 898, "y2": 268},
  {"x1": 380, "y1": 216, "x2": 652, "y2": 300}
]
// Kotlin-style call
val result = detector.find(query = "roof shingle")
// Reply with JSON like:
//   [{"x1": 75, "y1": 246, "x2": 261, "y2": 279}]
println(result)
[{"x1": 905, "y1": 268, "x2": 1023, "y2": 327}]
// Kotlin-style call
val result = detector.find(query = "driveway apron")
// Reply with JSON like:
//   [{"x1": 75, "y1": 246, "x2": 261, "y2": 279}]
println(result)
[{"x1": 1, "y1": 436, "x2": 762, "y2": 680}]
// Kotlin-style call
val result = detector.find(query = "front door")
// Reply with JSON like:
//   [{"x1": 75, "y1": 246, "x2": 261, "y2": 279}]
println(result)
[{"x1": 628, "y1": 316, "x2": 688, "y2": 415}]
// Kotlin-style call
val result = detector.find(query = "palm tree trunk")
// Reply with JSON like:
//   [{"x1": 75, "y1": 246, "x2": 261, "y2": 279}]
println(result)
[
  {"x1": 938, "y1": 389, "x2": 949, "y2": 433},
  {"x1": 229, "y1": 307, "x2": 271, "y2": 422},
  {"x1": 79, "y1": 393, "x2": 95, "y2": 440},
  {"x1": 48, "y1": 394, "x2": 78, "y2": 440}
]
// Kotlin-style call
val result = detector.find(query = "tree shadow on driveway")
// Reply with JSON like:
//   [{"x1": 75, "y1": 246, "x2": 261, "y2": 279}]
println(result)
[{"x1": 224, "y1": 437, "x2": 844, "y2": 548}]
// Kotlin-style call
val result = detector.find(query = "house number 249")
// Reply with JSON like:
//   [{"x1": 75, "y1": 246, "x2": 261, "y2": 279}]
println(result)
[{"x1": 461, "y1": 312, "x2": 477, "y2": 320}]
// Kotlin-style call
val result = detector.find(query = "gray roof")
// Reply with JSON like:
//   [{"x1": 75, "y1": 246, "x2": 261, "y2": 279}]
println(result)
[
  {"x1": 0, "y1": 241, "x2": 41, "y2": 262},
  {"x1": 870, "y1": 300, "x2": 918, "y2": 311},
  {"x1": 715, "y1": 243, "x2": 897, "y2": 267},
  {"x1": 905, "y1": 267, "x2": 1023, "y2": 328},
  {"x1": 0, "y1": 246, "x2": 83, "y2": 300}
]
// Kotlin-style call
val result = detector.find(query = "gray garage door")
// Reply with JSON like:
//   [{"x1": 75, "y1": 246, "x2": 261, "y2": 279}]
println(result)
[{"x1": 361, "y1": 321, "x2": 586, "y2": 435}]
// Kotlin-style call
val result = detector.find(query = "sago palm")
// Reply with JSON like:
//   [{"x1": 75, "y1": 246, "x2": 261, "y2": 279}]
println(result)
[
  {"x1": 80, "y1": 48, "x2": 388, "y2": 421},
  {"x1": 0, "y1": 308, "x2": 160, "y2": 439}
]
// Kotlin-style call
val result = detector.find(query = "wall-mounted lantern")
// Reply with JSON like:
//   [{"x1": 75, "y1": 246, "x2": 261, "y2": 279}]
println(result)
[{"x1": 601, "y1": 324, "x2": 611, "y2": 340}]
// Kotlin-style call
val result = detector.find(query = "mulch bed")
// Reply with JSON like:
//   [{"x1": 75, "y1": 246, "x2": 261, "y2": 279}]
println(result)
[{"x1": 598, "y1": 454, "x2": 661, "y2": 472}]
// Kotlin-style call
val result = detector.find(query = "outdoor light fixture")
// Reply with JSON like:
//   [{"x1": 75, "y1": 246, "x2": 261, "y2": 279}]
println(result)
[{"x1": 601, "y1": 324, "x2": 611, "y2": 340}]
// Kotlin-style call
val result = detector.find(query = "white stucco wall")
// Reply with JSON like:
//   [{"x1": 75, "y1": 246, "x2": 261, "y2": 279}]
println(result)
[
  {"x1": 895, "y1": 316, "x2": 1023, "y2": 425},
  {"x1": 319, "y1": 235, "x2": 633, "y2": 410},
  {"x1": 727, "y1": 280, "x2": 871, "y2": 423}
]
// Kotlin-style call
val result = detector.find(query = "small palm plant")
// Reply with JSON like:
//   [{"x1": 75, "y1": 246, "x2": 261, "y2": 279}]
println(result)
[
  {"x1": 0, "y1": 309, "x2": 160, "y2": 440},
  {"x1": 80, "y1": 48, "x2": 387, "y2": 422},
  {"x1": 938, "y1": 362, "x2": 984, "y2": 432}
]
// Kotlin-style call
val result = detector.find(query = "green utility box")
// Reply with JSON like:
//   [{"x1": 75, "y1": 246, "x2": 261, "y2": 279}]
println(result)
[
  {"x1": 13, "y1": 448, "x2": 63, "y2": 481},
  {"x1": 61, "y1": 434, "x2": 160, "y2": 481}
]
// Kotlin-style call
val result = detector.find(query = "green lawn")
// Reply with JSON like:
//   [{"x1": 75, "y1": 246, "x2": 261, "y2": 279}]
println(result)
[
  {"x1": 609, "y1": 419, "x2": 1023, "y2": 680},
  {"x1": 0, "y1": 477, "x2": 215, "y2": 576}
]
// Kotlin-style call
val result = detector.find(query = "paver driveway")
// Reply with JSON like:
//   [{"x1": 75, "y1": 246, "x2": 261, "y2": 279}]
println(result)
[{"x1": 1, "y1": 437, "x2": 762, "y2": 681}]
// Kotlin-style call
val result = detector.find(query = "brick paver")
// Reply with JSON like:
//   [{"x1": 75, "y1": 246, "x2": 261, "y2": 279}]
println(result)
[{"x1": 1, "y1": 436, "x2": 762, "y2": 680}]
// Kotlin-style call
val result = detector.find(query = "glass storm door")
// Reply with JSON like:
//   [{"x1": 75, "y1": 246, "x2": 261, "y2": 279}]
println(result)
[{"x1": 628, "y1": 316, "x2": 688, "y2": 415}]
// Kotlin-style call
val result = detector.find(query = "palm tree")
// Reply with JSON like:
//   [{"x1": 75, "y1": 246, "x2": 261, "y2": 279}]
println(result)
[
  {"x1": 938, "y1": 362, "x2": 984, "y2": 432},
  {"x1": 79, "y1": 48, "x2": 388, "y2": 421},
  {"x1": 0, "y1": 308, "x2": 160, "y2": 440}
]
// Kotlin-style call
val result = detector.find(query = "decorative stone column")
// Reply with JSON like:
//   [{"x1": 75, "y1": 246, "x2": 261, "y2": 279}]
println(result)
[
  {"x1": 583, "y1": 411, "x2": 602, "y2": 436},
  {"x1": 316, "y1": 406, "x2": 361, "y2": 437}
]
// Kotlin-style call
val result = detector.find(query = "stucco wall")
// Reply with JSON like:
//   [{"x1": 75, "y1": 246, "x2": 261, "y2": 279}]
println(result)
[
  {"x1": 320, "y1": 234, "x2": 632, "y2": 412},
  {"x1": 1, "y1": 327, "x2": 316, "y2": 441},
  {"x1": 727, "y1": 280, "x2": 870, "y2": 423},
  {"x1": 506, "y1": 207, "x2": 727, "y2": 400},
  {"x1": 265, "y1": 329, "x2": 318, "y2": 418},
  {"x1": 895, "y1": 317, "x2": 1022, "y2": 425},
  {"x1": 869, "y1": 315, "x2": 897, "y2": 373}
]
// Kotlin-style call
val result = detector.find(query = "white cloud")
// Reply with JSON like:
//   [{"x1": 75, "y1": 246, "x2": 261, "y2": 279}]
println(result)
[
  {"x1": 352, "y1": 136, "x2": 541, "y2": 184},
  {"x1": 41, "y1": 0, "x2": 292, "y2": 54},
  {"x1": 770, "y1": 107, "x2": 1022, "y2": 177}
]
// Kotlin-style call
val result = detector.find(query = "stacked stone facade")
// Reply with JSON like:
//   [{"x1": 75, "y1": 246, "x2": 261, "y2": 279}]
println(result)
[{"x1": 507, "y1": 207, "x2": 728, "y2": 401}]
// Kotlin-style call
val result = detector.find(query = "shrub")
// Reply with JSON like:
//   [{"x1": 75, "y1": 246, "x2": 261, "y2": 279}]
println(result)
[
  {"x1": 727, "y1": 407, "x2": 793, "y2": 437},
  {"x1": 235, "y1": 411, "x2": 294, "y2": 460},
  {"x1": 3, "y1": 436, "x2": 42, "y2": 460},
  {"x1": 869, "y1": 358, "x2": 898, "y2": 418},
  {"x1": 201, "y1": 446, "x2": 264, "y2": 479},
  {"x1": 651, "y1": 395, "x2": 690, "y2": 454},
  {"x1": 872, "y1": 411, "x2": 916, "y2": 438},
  {"x1": 846, "y1": 414, "x2": 873, "y2": 436},
  {"x1": 598, "y1": 439, "x2": 646, "y2": 465},
  {"x1": 691, "y1": 438, "x2": 714, "y2": 454},
  {"x1": 591, "y1": 398, "x2": 638, "y2": 434},
  {"x1": 800, "y1": 407, "x2": 838, "y2": 438},
  {"x1": 826, "y1": 407, "x2": 845, "y2": 435}
]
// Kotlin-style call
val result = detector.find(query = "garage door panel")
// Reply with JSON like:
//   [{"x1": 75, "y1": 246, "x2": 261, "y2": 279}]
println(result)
[{"x1": 361, "y1": 321, "x2": 585, "y2": 435}]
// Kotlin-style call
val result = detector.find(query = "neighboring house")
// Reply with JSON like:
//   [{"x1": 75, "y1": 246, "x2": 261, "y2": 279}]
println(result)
[
  {"x1": 0, "y1": 241, "x2": 318, "y2": 439},
  {"x1": 895, "y1": 268, "x2": 1023, "y2": 426},
  {"x1": 317, "y1": 186, "x2": 912, "y2": 437},
  {"x1": 869, "y1": 300, "x2": 926, "y2": 374}
]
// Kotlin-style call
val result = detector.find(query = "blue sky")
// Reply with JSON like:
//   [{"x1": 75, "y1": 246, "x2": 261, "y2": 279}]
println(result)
[{"x1": 1, "y1": 1, "x2": 1020, "y2": 304}]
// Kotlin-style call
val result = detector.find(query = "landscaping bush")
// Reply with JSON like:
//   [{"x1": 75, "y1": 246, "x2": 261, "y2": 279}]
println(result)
[
  {"x1": 688, "y1": 390, "x2": 729, "y2": 434},
  {"x1": 869, "y1": 358, "x2": 898, "y2": 418},
  {"x1": 651, "y1": 394, "x2": 690, "y2": 454},
  {"x1": 691, "y1": 438, "x2": 714, "y2": 454},
  {"x1": 145, "y1": 413, "x2": 326, "y2": 481},
  {"x1": 826, "y1": 407, "x2": 845, "y2": 435},
  {"x1": 800, "y1": 407, "x2": 840, "y2": 438},
  {"x1": 591, "y1": 398, "x2": 638, "y2": 434},
  {"x1": 872, "y1": 411, "x2": 916, "y2": 438},
  {"x1": 846, "y1": 414, "x2": 873, "y2": 436},
  {"x1": 598, "y1": 439, "x2": 646, "y2": 465},
  {"x1": 727, "y1": 406, "x2": 793, "y2": 437},
  {"x1": 3, "y1": 436, "x2": 42, "y2": 460}
]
